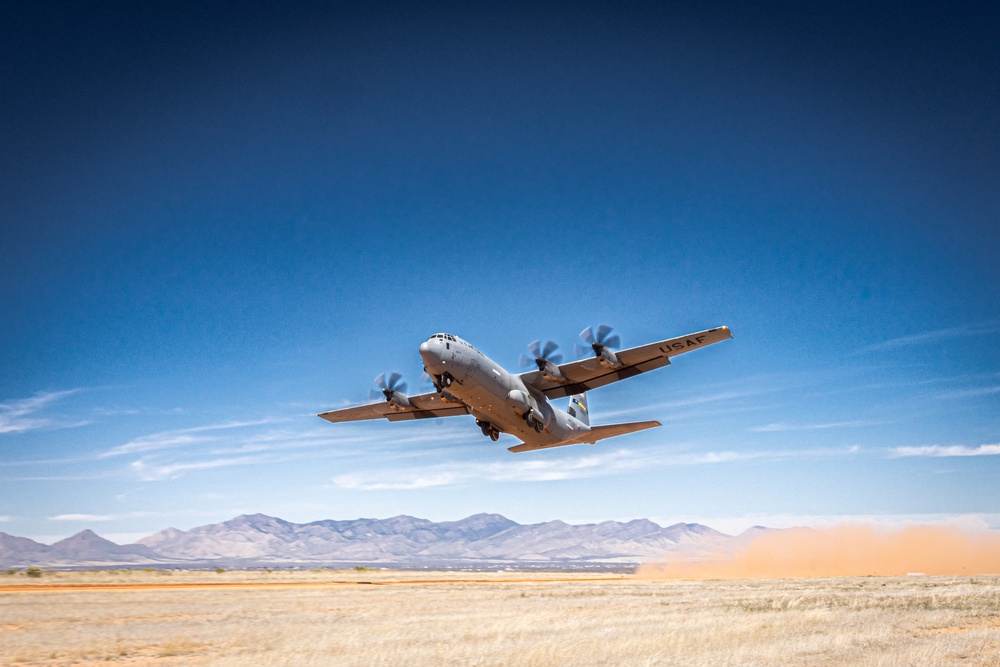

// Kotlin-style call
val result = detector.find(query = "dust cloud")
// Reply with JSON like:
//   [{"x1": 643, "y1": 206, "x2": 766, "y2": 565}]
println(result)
[{"x1": 637, "y1": 524, "x2": 1000, "y2": 579}]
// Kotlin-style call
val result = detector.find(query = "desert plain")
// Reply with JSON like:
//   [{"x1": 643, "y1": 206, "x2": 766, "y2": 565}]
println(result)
[{"x1": 1, "y1": 569, "x2": 998, "y2": 666}]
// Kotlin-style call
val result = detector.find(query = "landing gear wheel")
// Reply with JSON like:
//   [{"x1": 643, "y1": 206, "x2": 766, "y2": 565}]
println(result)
[
  {"x1": 525, "y1": 411, "x2": 544, "y2": 433},
  {"x1": 489, "y1": 428, "x2": 500, "y2": 442}
]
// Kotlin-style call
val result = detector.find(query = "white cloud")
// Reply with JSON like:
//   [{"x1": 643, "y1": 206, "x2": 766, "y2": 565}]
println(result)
[
  {"x1": 853, "y1": 321, "x2": 1000, "y2": 355},
  {"x1": 0, "y1": 390, "x2": 81, "y2": 434},
  {"x1": 48, "y1": 513, "x2": 115, "y2": 522},
  {"x1": 597, "y1": 389, "x2": 771, "y2": 420},
  {"x1": 130, "y1": 454, "x2": 272, "y2": 481},
  {"x1": 331, "y1": 444, "x2": 862, "y2": 490},
  {"x1": 891, "y1": 443, "x2": 1000, "y2": 458},
  {"x1": 103, "y1": 419, "x2": 283, "y2": 457},
  {"x1": 116, "y1": 419, "x2": 476, "y2": 481},
  {"x1": 332, "y1": 449, "x2": 648, "y2": 490},
  {"x1": 933, "y1": 385, "x2": 1000, "y2": 401},
  {"x1": 749, "y1": 420, "x2": 879, "y2": 432}
]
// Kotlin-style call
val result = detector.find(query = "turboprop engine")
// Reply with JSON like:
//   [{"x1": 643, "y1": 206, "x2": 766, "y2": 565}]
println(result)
[
  {"x1": 577, "y1": 324, "x2": 622, "y2": 369},
  {"x1": 519, "y1": 340, "x2": 565, "y2": 382},
  {"x1": 372, "y1": 372, "x2": 412, "y2": 411}
]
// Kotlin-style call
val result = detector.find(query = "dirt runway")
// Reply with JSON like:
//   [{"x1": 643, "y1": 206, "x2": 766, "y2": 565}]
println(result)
[{"x1": 0, "y1": 575, "x2": 626, "y2": 594}]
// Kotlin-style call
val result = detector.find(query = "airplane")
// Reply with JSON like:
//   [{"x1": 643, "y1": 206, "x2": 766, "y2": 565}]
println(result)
[{"x1": 318, "y1": 325, "x2": 732, "y2": 453}]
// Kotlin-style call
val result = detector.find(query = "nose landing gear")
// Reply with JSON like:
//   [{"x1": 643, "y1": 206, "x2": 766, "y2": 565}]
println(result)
[{"x1": 431, "y1": 373, "x2": 454, "y2": 392}]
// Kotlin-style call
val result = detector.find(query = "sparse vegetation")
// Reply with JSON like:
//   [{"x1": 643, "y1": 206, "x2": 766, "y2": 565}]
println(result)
[
  {"x1": 0, "y1": 571, "x2": 997, "y2": 666},
  {"x1": 25, "y1": 566, "x2": 42, "y2": 578},
  {"x1": 214, "y1": 567, "x2": 225, "y2": 574}
]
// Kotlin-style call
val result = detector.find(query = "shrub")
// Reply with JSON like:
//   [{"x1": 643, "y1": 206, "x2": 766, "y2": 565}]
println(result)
[{"x1": 26, "y1": 567, "x2": 43, "y2": 578}]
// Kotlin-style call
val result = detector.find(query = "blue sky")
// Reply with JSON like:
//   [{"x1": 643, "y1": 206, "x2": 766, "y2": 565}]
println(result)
[{"x1": 2, "y1": 2, "x2": 997, "y2": 543}]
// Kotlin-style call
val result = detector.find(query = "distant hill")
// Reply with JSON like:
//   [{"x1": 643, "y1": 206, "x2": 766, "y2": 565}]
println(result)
[
  {"x1": 0, "y1": 529, "x2": 162, "y2": 568},
  {"x1": 1, "y1": 514, "x2": 762, "y2": 569}
]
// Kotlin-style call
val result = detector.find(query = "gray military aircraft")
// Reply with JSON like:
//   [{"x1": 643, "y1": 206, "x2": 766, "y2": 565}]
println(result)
[{"x1": 318, "y1": 325, "x2": 732, "y2": 453}]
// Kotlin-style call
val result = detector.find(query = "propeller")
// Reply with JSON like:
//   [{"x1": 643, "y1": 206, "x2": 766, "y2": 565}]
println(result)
[
  {"x1": 370, "y1": 372, "x2": 408, "y2": 401},
  {"x1": 519, "y1": 340, "x2": 563, "y2": 369},
  {"x1": 575, "y1": 324, "x2": 621, "y2": 357}
]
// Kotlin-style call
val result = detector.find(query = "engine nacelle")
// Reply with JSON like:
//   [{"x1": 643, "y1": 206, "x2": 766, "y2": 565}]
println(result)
[
  {"x1": 537, "y1": 358, "x2": 565, "y2": 382},
  {"x1": 595, "y1": 344, "x2": 621, "y2": 369},
  {"x1": 386, "y1": 392, "x2": 412, "y2": 411},
  {"x1": 505, "y1": 389, "x2": 533, "y2": 415}
]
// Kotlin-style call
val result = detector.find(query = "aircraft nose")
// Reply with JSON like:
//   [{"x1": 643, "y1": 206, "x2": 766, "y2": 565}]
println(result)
[{"x1": 419, "y1": 339, "x2": 441, "y2": 370}]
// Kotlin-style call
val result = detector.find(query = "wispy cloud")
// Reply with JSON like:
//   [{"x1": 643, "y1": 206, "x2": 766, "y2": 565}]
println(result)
[
  {"x1": 332, "y1": 450, "x2": 642, "y2": 490},
  {"x1": 597, "y1": 389, "x2": 770, "y2": 420},
  {"x1": 891, "y1": 443, "x2": 1000, "y2": 458},
  {"x1": 331, "y1": 444, "x2": 862, "y2": 490},
  {"x1": 113, "y1": 417, "x2": 477, "y2": 481},
  {"x1": 102, "y1": 419, "x2": 284, "y2": 457},
  {"x1": 749, "y1": 420, "x2": 880, "y2": 432},
  {"x1": 0, "y1": 390, "x2": 82, "y2": 434},
  {"x1": 130, "y1": 454, "x2": 274, "y2": 481},
  {"x1": 660, "y1": 444, "x2": 860, "y2": 466},
  {"x1": 46, "y1": 510, "x2": 214, "y2": 523},
  {"x1": 853, "y1": 321, "x2": 1000, "y2": 355},
  {"x1": 932, "y1": 385, "x2": 1000, "y2": 401}
]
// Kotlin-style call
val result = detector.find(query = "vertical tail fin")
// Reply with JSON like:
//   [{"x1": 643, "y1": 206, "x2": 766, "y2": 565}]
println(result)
[{"x1": 567, "y1": 393, "x2": 590, "y2": 426}]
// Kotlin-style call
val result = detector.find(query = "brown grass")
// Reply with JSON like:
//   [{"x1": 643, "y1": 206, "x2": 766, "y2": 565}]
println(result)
[{"x1": 1, "y1": 570, "x2": 998, "y2": 666}]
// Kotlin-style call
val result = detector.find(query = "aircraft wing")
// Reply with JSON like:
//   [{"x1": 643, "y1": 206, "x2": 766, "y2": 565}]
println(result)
[
  {"x1": 317, "y1": 392, "x2": 470, "y2": 423},
  {"x1": 521, "y1": 326, "x2": 732, "y2": 399}
]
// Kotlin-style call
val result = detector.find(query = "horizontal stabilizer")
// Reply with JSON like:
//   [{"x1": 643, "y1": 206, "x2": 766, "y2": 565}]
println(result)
[{"x1": 508, "y1": 420, "x2": 661, "y2": 453}]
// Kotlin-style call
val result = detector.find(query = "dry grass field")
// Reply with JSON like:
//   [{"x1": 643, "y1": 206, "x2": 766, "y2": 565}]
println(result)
[{"x1": 2, "y1": 569, "x2": 999, "y2": 666}]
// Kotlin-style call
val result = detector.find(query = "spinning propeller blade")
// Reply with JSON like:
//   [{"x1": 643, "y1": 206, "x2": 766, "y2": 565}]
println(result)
[
  {"x1": 576, "y1": 324, "x2": 621, "y2": 357},
  {"x1": 520, "y1": 339, "x2": 563, "y2": 368},
  {"x1": 370, "y1": 372, "x2": 408, "y2": 400}
]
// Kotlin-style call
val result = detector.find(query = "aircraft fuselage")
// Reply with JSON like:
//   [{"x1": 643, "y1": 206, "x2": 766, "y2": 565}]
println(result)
[{"x1": 419, "y1": 333, "x2": 587, "y2": 446}]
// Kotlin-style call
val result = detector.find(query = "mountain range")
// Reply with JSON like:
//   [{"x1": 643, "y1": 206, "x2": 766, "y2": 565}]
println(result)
[{"x1": 0, "y1": 513, "x2": 764, "y2": 569}]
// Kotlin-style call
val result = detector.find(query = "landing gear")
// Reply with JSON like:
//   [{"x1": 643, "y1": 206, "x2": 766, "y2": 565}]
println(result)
[
  {"x1": 524, "y1": 411, "x2": 545, "y2": 433},
  {"x1": 435, "y1": 373, "x2": 453, "y2": 390},
  {"x1": 477, "y1": 419, "x2": 501, "y2": 441}
]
